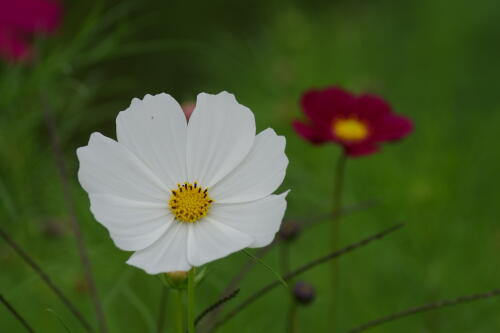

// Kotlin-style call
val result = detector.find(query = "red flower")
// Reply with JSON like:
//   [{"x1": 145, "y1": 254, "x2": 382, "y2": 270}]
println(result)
[
  {"x1": 293, "y1": 86, "x2": 413, "y2": 157},
  {"x1": 0, "y1": 0, "x2": 62, "y2": 63}
]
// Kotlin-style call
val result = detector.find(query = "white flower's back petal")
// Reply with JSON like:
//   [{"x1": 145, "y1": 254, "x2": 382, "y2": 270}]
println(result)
[
  {"x1": 209, "y1": 192, "x2": 289, "y2": 248},
  {"x1": 89, "y1": 193, "x2": 173, "y2": 251},
  {"x1": 186, "y1": 92, "x2": 255, "y2": 187},
  {"x1": 77, "y1": 133, "x2": 168, "y2": 202},
  {"x1": 210, "y1": 128, "x2": 288, "y2": 203},
  {"x1": 186, "y1": 219, "x2": 252, "y2": 267},
  {"x1": 126, "y1": 222, "x2": 191, "y2": 274},
  {"x1": 116, "y1": 93, "x2": 188, "y2": 190}
]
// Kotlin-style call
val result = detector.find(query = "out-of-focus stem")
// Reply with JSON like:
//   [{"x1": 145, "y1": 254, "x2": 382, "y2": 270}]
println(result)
[
  {"x1": 286, "y1": 301, "x2": 298, "y2": 333},
  {"x1": 42, "y1": 94, "x2": 106, "y2": 332},
  {"x1": 0, "y1": 227, "x2": 92, "y2": 331},
  {"x1": 331, "y1": 151, "x2": 347, "y2": 331},
  {"x1": 187, "y1": 268, "x2": 196, "y2": 333},
  {"x1": 0, "y1": 294, "x2": 35, "y2": 333},
  {"x1": 281, "y1": 243, "x2": 298, "y2": 333}
]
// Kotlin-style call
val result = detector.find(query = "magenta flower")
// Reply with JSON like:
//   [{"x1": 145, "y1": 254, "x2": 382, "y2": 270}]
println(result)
[
  {"x1": 0, "y1": 0, "x2": 61, "y2": 62},
  {"x1": 293, "y1": 86, "x2": 413, "y2": 157}
]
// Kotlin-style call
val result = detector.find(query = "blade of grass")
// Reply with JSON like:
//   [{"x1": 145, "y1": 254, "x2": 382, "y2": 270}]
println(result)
[
  {"x1": 242, "y1": 249, "x2": 288, "y2": 288},
  {"x1": 46, "y1": 308, "x2": 72, "y2": 333}
]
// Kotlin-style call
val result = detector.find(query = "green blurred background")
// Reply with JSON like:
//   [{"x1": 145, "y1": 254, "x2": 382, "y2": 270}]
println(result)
[{"x1": 1, "y1": 0, "x2": 500, "y2": 332}]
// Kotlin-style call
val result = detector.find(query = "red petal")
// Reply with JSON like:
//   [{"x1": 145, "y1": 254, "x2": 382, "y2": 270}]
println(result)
[
  {"x1": 375, "y1": 115, "x2": 413, "y2": 141},
  {"x1": 344, "y1": 142, "x2": 379, "y2": 157},
  {"x1": 293, "y1": 120, "x2": 330, "y2": 145},
  {"x1": 356, "y1": 94, "x2": 393, "y2": 121},
  {"x1": 301, "y1": 87, "x2": 356, "y2": 126}
]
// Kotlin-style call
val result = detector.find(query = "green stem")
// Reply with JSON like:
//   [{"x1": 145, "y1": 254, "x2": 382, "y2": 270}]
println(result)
[
  {"x1": 187, "y1": 268, "x2": 196, "y2": 333},
  {"x1": 281, "y1": 243, "x2": 298, "y2": 333},
  {"x1": 331, "y1": 151, "x2": 347, "y2": 331},
  {"x1": 175, "y1": 290, "x2": 184, "y2": 333},
  {"x1": 286, "y1": 300, "x2": 298, "y2": 333}
]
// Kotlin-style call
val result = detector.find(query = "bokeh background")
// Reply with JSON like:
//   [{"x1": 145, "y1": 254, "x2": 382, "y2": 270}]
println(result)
[{"x1": 1, "y1": 0, "x2": 500, "y2": 332}]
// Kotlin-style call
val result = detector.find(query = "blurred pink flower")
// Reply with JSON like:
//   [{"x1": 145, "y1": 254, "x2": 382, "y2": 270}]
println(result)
[
  {"x1": 181, "y1": 101, "x2": 196, "y2": 121},
  {"x1": 0, "y1": 0, "x2": 62, "y2": 62}
]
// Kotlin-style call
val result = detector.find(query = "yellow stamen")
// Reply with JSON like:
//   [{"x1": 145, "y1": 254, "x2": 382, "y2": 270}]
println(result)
[
  {"x1": 169, "y1": 182, "x2": 213, "y2": 223},
  {"x1": 332, "y1": 118, "x2": 369, "y2": 142}
]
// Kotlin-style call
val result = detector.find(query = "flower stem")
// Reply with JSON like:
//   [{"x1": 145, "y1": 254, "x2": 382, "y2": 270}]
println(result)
[
  {"x1": 286, "y1": 301, "x2": 298, "y2": 333},
  {"x1": 187, "y1": 268, "x2": 196, "y2": 333},
  {"x1": 281, "y1": 243, "x2": 298, "y2": 333},
  {"x1": 175, "y1": 290, "x2": 184, "y2": 333},
  {"x1": 331, "y1": 151, "x2": 347, "y2": 331}
]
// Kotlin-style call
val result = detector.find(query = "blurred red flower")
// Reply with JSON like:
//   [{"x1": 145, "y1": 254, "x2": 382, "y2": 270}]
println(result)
[
  {"x1": 293, "y1": 86, "x2": 413, "y2": 157},
  {"x1": 0, "y1": 0, "x2": 61, "y2": 62}
]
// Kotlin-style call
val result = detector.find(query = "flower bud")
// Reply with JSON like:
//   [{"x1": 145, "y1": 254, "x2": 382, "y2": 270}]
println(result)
[
  {"x1": 278, "y1": 221, "x2": 301, "y2": 242},
  {"x1": 163, "y1": 271, "x2": 188, "y2": 289},
  {"x1": 293, "y1": 281, "x2": 315, "y2": 305},
  {"x1": 181, "y1": 102, "x2": 196, "y2": 121}
]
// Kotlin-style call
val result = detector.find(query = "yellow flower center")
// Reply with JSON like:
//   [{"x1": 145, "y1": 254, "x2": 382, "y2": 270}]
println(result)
[
  {"x1": 169, "y1": 183, "x2": 213, "y2": 223},
  {"x1": 332, "y1": 118, "x2": 369, "y2": 142}
]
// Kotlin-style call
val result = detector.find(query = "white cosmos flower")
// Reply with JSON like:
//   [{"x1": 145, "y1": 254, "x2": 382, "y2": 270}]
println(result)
[{"x1": 77, "y1": 92, "x2": 289, "y2": 274}]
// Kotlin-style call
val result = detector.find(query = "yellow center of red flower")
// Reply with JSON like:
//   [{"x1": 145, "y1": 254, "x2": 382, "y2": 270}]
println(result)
[
  {"x1": 169, "y1": 183, "x2": 213, "y2": 223},
  {"x1": 332, "y1": 118, "x2": 369, "y2": 142}
]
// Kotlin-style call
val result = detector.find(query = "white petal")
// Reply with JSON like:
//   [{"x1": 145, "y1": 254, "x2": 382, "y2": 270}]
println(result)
[
  {"x1": 208, "y1": 192, "x2": 289, "y2": 248},
  {"x1": 89, "y1": 193, "x2": 173, "y2": 251},
  {"x1": 127, "y1": 222, "x2": 190, "y2": 274},
  {"x1": 210, "y1": 128, "x2": 288, "y2": 203},
  {"x1": 77, "y1": 133, "x2": 169, "y2": 202},
  {"x1": 187, "y1": 218, "x2": 253, "y2": 267},
  {"x1": 186, "y1": 92, "x2": 256, "y2": 187},
  {"x1": 116, "y1": 93, "x2": 187, "y2": 190}
]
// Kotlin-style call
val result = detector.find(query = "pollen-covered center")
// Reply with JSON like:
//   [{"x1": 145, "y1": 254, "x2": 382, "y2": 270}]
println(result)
[
  {"x1": 332, "y1": 118, "x2": 369, "y2": 142},
  {"x1": 169, "y1": 183, "x2": 213, "y2": 223}
]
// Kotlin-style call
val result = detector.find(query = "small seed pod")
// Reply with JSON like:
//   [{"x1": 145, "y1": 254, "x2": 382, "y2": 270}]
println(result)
[
  {"x1": 293, "y1": 281, "x2": 315, "y2": 305},
  {"x1": 278, "y1": 221, "x2": 301, "y2": 242}
]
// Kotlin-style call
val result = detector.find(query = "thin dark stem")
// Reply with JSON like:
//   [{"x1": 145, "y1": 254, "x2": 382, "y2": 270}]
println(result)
[
  {"x1": 0, "y1": 294, "x2": 35, "y2": 333},
  {"x1": 156, "y1": 287, "x2": 168, "y2": 333},
  {"x1": 199, "y1": 201, "x2": 376, "y2": 333},
  {"x1": 208, "y1": 223, "x2": 404, "y2": 332},
  {"x1": 331, "y1": 152, "x2": 347, "y2": 332},
  {"x1": 42, "y1": 95, "x2": 107, "y2": 332},
  {"x1": 344, "y1": 288, "x2": 500, "y2": 333},
  {"x1": 301, "y1": 200, "x2": 377, "y2": 229},
  {"x1": 0, "y1": 227, "x2": 93, "y2": 331},
  {"x1": 281, "y1": 243, "x2": 298, "y2": 333},
  {"x1": 195, "y1": 289, "x2": 240, "y2": 326}
]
